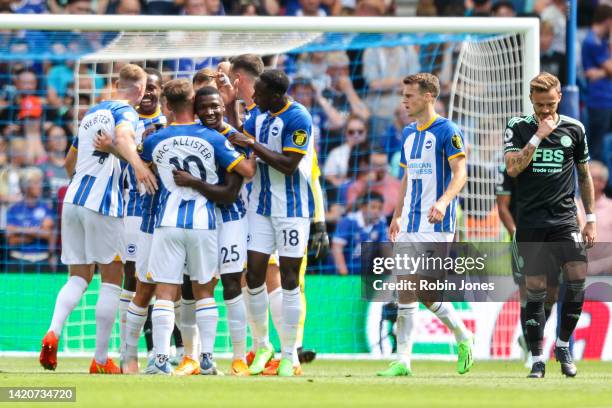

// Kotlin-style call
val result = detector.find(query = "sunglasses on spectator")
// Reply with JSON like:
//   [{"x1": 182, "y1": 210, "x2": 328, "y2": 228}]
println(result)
[{"x1": 347, "y1": 129, "x2": 365, "y2": 135}]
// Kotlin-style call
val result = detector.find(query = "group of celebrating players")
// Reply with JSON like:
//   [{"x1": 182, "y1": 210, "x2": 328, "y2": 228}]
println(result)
[{"x1": 37, "y1": 49, "x2": 595, "y2": 379}]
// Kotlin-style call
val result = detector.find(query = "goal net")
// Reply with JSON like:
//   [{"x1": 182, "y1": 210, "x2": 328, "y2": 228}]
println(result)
[{"x1": 0, "y1": 15, "x2": 572, "y2": 362}]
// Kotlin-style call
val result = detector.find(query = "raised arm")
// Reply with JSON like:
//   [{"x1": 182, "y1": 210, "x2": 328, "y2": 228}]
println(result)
[
  {"x1": 505, "y1": 116, "x2": 556, "y2": 177},
  {"x1": 230, "y1": 132, "x2": 304, "y2": 176},
  {"x1": 114, "y1": 125, "x2": 158, "y2": 193}
]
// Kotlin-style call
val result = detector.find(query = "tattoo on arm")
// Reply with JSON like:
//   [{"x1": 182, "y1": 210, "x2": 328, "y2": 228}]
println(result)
[
  {"x1": 577, "y1": 162, "x2": 595, "y2": 214},
  {"x1": 505, "y1": 144, "x2": 537, "y2": 177}
]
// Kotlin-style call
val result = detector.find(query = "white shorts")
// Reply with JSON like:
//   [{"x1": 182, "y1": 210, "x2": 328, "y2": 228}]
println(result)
[
  {"x1": 124, "y1": 216, "x2": 141, "y2": 262},
  {"x1": 247, "y1": 212, "x2": 310, "y2": 258},
  {"x1": 396, "y1": 232, "x2": 454, "y2": 243},
  {"x1": 136, "y1": 232, "x2": 154, "y2": 284},
  {"x1": 61, "y1": 203, "x2": 125, "y2": 265},
  {"x1": 148, "y1": 227, "x2": 218, "y2": 285},
  {"x1": 218, "y1": 217, "x2": 248, "y2": 275},
  {"x1": 395, "y1": 232, "x2": 454, "y2": 277}
]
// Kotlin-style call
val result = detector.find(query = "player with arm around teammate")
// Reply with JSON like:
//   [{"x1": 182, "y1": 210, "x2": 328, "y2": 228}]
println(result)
[
  {"x1": 40, "y1": 64, "x2": 157, "y2": 374},
  {"x1": 141, "y1": 79, "x2": 252, "y2": 375},
  {"x1": 172, "y1": 85, "x2": 256, "y2": 375},
  {"x1": 230, "y1": 69, "x2": 316, "y2": 377}
]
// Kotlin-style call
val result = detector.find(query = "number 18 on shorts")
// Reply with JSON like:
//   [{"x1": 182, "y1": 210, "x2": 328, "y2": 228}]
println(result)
[{"x1": 247, "y1": 212, "x2": 310, "y2": 258}]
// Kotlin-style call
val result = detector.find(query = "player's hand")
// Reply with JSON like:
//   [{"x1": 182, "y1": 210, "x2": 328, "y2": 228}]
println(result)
[
  {"x1": 582, "y1": 222, "x2": 596, "y2": 248},
  {"x1": 229, "y1": 132, "x2": 252, "y2": 148},
  {"x1": 135, "y1": 164, "x2": 158, "y2": 194},
  {"x1": 308, "y1": 221, "x2": 330, "y2": 260},
  {"x1": 93, "y1": 130, "x2": 113, "y2": 153},
  {"x1": 172, "y1": 169, "x2": 197, "y2": 188},
  {"x1": 535, "y1": 115, "x2": 557, "y2": 139},
  {"x1": 217, "y1": 61, "x2": 231, "y2": 76},
  {"x1": 427, "y1": 199, "x2": 448, "y2": 224},
  {"x1": 389, "y1": 217, "x2": 401, "y2": 242},
  {"x1": 216, "y1": 72, "x2": 236, "y2": 106}
]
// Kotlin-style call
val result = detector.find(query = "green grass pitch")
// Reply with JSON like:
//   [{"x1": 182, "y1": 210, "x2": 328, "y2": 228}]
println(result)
[{"x1": 1, "y1": 358, "x2": 612, "y2": 408}]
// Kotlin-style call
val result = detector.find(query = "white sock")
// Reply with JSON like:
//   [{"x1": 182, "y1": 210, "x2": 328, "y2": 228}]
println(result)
[
  {"x1": 119, "y1": 290, "x2": 135, "y2": 357},
  {"x1": 280, "y1": 287, "x2": 301, "y2": 361},
  {"x1": 181, "y1": 299, "x2": 199, "y2": 359},
  {"x1": 225, "y1": 294, "x2": 247, "y2": 360},
  {"x1": 269, "y1": 287, "x2": 283, "y2": 334},
  {"x1": 242, "y1": 286, "x2": 257, "y2": 353},
  {"x1": 195, "y1": 298, "x2": 218, "y2": 355},
  {"x1": 533, "y1": 354, "x2": 545, "y2": 364},
  {"x1": 396, "y1": 303, "x2": 418, "y2": 368},
  {"x1": 124, "y1": 301, "x2": 148, "y2": 359},
  {"x1": 556, "y1": 338, "x2": 570, "y2": 348},
  {"x1": 428, "y1": 302, "x2": 471, "y2": 342},
  {"x1": 173, "y1": 300, "x2": 182, "y2": 335},
  {"x1": 48, "y1": 275, "x2": 89, "y2": 336},
  {"x1": 246, "y1": 284, "x2": 270, "y2": 349},
  {"x1": 94, "y1": 283, "x2": 122, "y2": 364},
  {"x1": 152, "y1": 299, "x2": 175, "y2": 360}
]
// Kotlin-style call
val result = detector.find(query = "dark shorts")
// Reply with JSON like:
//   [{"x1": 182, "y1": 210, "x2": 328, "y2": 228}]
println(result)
[{"x1": 514, "y1": 223, "x2": 587, "y2": 281}]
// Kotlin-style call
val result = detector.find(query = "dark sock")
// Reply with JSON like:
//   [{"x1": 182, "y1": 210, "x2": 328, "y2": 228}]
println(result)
[
  {"x1": 559, "y1": 280, "x2": 585, "y2": 342},
  {"x1": 544, "y1": 304, "x2": 552, "y2": 322},
  {"x1": 144, "y1": 304, "x2": 154, "y2": 352},
  {"x1": 525, "y1": 288, "x2": 546, "y2": 356},
  {"x1": 172, "y1": 324, "x2": 183, "y2": 348},
  {"x1": 520, "y1": 305, "x2": 527, "y2": 341}
]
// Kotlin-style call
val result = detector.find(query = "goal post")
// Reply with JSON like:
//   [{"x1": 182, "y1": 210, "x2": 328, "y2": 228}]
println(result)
[
  {"x1": 0, "y1": 14, "x2": 547, "y2": 360},
  {"x1": 1, "y1": 14, "x2": 540, "y2": 111}
]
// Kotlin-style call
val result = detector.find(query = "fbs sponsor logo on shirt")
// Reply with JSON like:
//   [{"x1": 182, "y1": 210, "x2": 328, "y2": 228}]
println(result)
[{"x1": 532, "y1": 148, "x2": 564, "y2": 173}]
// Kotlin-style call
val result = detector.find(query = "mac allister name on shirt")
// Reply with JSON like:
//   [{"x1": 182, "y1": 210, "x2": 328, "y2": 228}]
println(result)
[{"x1": 154, "y1": 137, "x2": 213, "y2": 164}]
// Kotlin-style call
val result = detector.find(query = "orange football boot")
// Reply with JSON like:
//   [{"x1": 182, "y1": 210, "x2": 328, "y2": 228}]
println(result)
[
  {"x1": 174, "y1": 356, "x2": 201, "y2": 376},
  {"x1": 89, "y1": 358, "x2": 122, "y2": 374},
  {"x1": 245, "y1": 351, "x2": 256, "y2": 366},
  {"x1": 262, "y1": 359, "x2": 302, "y2": 376},
  {"x1": 262, "y1": 359, "x2": 280, "y2": 376},
  {"x1": 231, "y1": 359, "x2": 250, "y2": 376},
  {"x1": 39, "y1": 331, "x2": 59, "y2": 371}
]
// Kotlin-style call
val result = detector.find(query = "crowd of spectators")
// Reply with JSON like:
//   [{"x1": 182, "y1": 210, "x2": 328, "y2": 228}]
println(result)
[{"x1": 1, "y1": 0, "x2": 612, "y2": 275}]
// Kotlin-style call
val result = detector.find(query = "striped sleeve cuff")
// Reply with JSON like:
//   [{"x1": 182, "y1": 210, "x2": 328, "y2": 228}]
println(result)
[
  {"x1": 283, "y1": 147, "x2": 307, "y2": 155},
  {"x1": 226, "y1": 155, "x2": 245, "y2": 173}
]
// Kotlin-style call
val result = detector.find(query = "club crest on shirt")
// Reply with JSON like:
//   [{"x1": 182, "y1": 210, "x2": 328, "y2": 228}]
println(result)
[
  {"x1": 451, "y1": 134, "x2": 463, "y2": 150},
  {"x1": 137, "y1": 143, "x2": 144, "y2": 153},
  {"x1": 293, "y1": 129, "x2": 307, "y2": 147},
  {"x1": 560, "y1": 135, "x2": 572, "y2": 148}
]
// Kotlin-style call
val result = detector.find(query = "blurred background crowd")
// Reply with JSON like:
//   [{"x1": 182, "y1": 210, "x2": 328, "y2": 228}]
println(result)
[{"x1": 1, "y1": 0, "x2": 612, "y2": 275}]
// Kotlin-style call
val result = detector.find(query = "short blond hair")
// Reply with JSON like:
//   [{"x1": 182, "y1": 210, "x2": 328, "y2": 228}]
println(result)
[
  {"x1": 403, "y1": 73, "x2": 440, "y2": 98},
  {"x1": 118, "y1": 64, "x2": 146, "y2": 89},
  {"x1": 530, "y1": 72, "x2": 561, "y2": 94},
  {"x1": 162, "y1": 79, "x2": 194, "y2": 112}
]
